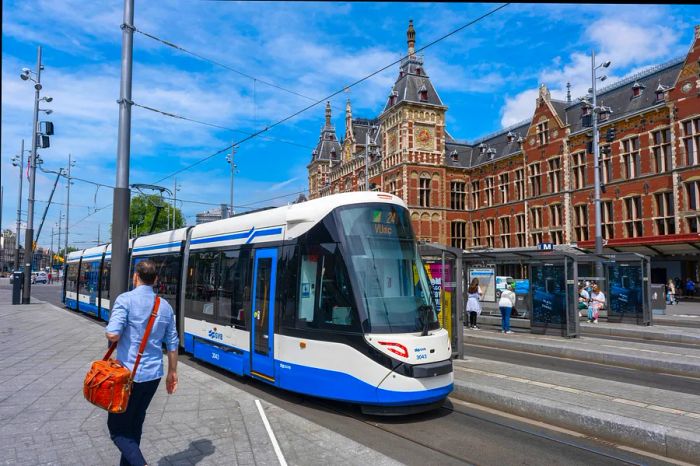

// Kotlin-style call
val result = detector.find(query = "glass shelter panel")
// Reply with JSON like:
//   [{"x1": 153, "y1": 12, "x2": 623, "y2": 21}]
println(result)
[{"x1": 608, "y1": 263, "x2": 644, "y2": 323}]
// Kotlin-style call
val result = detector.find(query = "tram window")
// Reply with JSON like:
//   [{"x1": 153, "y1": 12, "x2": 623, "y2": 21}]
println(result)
[
  {"x1": 133, "y1": 254, "x2": 181, "y2": 306},
  {"x1": 278, "y1": 245, "x2": 299, "y2": 328},
  {"x1": 219, "y1": 248, "x2": 251, "y2": 329},
  {"x1": 66, "y1": 262, "x2": 79, "y2": 292},
  {"x1": 101, "y1": 260, "x2": 111, "y2": 299},
  {"x1": 79, "y1": 261, "x2": 100, "y2": 295},
  {"x1": 185, "y1": 251, "x2": 219, "y2": 321},
  {"x1": 297, "y1": 243, "x2": 359, "y2": 331}
]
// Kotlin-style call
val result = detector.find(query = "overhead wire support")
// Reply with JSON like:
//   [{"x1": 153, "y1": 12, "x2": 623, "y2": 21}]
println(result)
[{"x1": 150, "y1": 3, "x2": 510, "y2": 185}]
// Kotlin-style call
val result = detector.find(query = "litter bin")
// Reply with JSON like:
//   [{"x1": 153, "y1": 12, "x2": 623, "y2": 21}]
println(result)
[
  {"x1": 12, "y1": 271, "x2": 24, "y2": 305},
  {"x1": 650, "y1": 283, "x2": 666, "y2": 316}
]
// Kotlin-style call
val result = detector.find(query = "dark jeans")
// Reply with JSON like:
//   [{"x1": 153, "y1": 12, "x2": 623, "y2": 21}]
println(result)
[
  {"x1": 468, "y1": 311, "x2": 478, "y2": 327},
  {"x1": 108, "y1": 378, "x2": 160, "y2": 466},
  {"x1": 499, "y1": 306, "x2": 511, "y2": 332}
]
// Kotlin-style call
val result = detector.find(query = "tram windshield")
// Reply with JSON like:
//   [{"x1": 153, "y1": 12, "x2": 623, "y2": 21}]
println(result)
[{"x1": 337, "y1": 204, "x2": 438, "y2": 334}]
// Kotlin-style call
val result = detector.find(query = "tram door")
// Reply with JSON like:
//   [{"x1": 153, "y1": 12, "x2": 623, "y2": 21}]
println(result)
[{"x1": 250, "y1": 248, "x2": 278, "y2": 382}]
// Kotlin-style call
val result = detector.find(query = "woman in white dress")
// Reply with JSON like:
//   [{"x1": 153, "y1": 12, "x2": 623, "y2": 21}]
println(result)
[{"x1": 465, "y1": 278, "x2": 483, "y2": 329}]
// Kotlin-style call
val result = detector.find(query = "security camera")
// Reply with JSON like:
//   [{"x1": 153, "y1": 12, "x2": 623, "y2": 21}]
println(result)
[
  {"x1": 20, "y1": 73, "x2": 29, "y2": 81},
  {"x1": 44, "y1": 97, "x2": 53, "y2": 102},
  {"x1": 45, "y1": 109, "x2": 53, "y2": 115},
  {"x1": 602, "y1": 61, "x2": 611, "y2": 68}
]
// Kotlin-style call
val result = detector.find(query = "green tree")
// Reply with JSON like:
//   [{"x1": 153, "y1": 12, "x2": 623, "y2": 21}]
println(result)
[{"x1": 130, "y1": 194, "x2": 185, "y2": 236}]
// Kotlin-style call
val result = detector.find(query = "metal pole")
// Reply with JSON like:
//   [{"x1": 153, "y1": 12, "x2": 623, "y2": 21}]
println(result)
[
  {"x1": 15, "y1": 139, "x2": 24, "y2": 270},
  {"x1": 110, "y1": 0, "x2": 135, "y2": 306},
  {"x1": 22, "y1": 46, "x2": 42, "y2": 304},
  {"x1": 34, "y1": 169, "x2": 62, "y2": 246},
  {"x1": 229, "y1": 147, "x2": 235, "y2": 216},
  {"x1": 57, "y1": 211, "x2": 61, "y2": 262},
  {"x1": 365, "y1": 128, "x2": 370, "y2": 190},
  {"x1": 50, "y1": 225, "x2": 54, "y2": 274},
  {"x1": 174, "y1": 177, "x2": 178, "y2": 228},
  {"x1": 592, "y1": 51, "x2": 603, "y2": 277},
  {"x1": 65, "y1": 154, "x2": 71, "y2": 257}
]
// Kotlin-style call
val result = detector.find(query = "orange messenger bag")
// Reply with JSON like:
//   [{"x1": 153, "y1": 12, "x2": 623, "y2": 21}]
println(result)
[{"x1": 83, "y1": 296, "x2": 161, "y2": 414}]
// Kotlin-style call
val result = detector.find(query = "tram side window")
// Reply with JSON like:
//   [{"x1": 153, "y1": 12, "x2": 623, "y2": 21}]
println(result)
[
  {"x1": 79, "y1": 261, "x2": 100, "y2": 295},
  {"x1": 101, "y1": 260, "x2": 111, "y2": 299},
  {"x1": 219, "y1": 248, "x2": 251, "y2": 329},
  {"x1": 185, "y1": 251, "x2": 219, "y2": 321},
  {"x1": 66, "y1": 263, "x2": 79, "y2": 292},
  {"x1": 132, "y1": 254, "x2": 180, "y2": 305},
  {"x1": 297, "y1": 243, "x2": 359, "y2": 332}
]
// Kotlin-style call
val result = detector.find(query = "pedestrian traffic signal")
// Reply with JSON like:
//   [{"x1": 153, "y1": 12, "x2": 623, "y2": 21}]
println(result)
[{"x1": 605, "y1": 126, "x2": 616, "y2": 143}]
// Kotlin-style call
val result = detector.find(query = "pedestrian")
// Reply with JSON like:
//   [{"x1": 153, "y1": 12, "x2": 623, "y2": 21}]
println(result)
[
  {"x1": 48, "y1": 271, "x2": 52, "y2": 284},
  {"x1": 465, "y1": 278, "x2": 482, "y2": 330},
  {"x1": 578, "y1": 284, "x2": 590, "y2": 317},
  {"x1": 588, "y1": 283, "x2": 606, "y2": 323},
  {"x1": 105, "y1": 260, "x2": 179, "y2": 466},
  {"x1": 666, "y1": 279, "x2": 677, "y2": 305},
  {"x1": 498, "y1": 283, "x2": 516, "y2": 334},
  {"x1": 686, "y1": 278, "x2": 696, "y2": 298}
]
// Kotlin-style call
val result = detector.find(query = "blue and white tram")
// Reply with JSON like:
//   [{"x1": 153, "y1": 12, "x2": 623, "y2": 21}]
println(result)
[
  {"x1": 64, "y1": 192, "x2": 453, "y2": 412},
  {"x1": 64, "y1": 250, "x2": 82, "y2": 310}
]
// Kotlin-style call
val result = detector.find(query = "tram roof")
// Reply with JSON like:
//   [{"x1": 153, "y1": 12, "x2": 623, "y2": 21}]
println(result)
[
  {"x1": 132, "y1": 227, "x2": 190, "y2": 256},
  {"x1": 190, "y1": 192, "x2": 405, "y2": 249},
  {"x1": 80, "y1": 245, "x2": 108, "y2": 261}
]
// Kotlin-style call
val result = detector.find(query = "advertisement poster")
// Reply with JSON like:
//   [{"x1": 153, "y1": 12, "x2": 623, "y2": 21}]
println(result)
[
  {"x1": 468, "y1": 267, "x2": 496, "y2": 302},
  {"x1": 609, "y1": 263, "x2": 643, "y2": 318},
  {"x1": 531, "y1": 264, "x2": 566, "y2": 325},
  {"x1": 423, "y1": 262, "x2": 454, "y2": 339}
]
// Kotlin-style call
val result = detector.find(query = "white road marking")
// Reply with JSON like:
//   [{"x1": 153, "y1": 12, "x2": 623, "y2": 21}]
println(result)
[{"x1": 255, "y1": 399, "x2": 287, "y2": 466}]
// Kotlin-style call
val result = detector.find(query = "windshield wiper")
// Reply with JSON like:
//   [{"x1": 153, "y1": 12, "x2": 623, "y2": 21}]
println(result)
[{"x1": 419, "y1": 304, "x2": 432, "y2": 336}]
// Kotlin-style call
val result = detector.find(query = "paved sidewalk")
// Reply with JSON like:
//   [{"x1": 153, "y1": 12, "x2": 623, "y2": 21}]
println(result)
[
  {"x1": 0, "y1": 292, "x2": 400, "y2": 466},
  {"x1": 451, "y1": 357, "x2": 700, "y2": 463},
  {"x1": 464, "y1": 328, "x2": 700, "y2": 377}
]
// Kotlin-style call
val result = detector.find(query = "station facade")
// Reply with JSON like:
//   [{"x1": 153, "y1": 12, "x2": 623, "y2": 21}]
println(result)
[{"x1": 307, "y1": 22, "x2": 700, "y2": 283}]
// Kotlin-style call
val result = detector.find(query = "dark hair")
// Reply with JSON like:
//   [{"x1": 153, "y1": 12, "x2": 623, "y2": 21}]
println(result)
[
  {"x1": 468, "y1": 278, "x2": 479, "y2": 294},
  {"x1": 135, "y1": 260, "x2": 157, "y2": 285}
]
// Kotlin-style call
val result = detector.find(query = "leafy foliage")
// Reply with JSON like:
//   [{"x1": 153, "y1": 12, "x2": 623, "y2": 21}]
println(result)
[{"x1": 130, "y1": 194, "x2": 185, "y2": 236}]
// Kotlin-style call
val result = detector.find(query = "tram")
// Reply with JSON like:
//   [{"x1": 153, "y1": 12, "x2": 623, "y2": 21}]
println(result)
[{"x1": 63, "y1": 192, "x2": 453, "y2": 412}]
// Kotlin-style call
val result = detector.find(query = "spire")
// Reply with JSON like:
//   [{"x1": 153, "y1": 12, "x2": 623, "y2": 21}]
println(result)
[
  {"x1": 325, "y1": 101, "x2": 332, "y2": 127},
  {"x1": 345, "y1": 99, "x2": 354, "y2": 145},
  {"x1": 566, "y1": 82, "x2": 571, "y2": 104},
  {"x1": 407, "y1": 19, "x2": 416, "y2": 56}
]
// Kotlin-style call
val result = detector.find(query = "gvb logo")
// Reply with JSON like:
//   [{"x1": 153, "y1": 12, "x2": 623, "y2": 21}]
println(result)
[{"x1": 208, "y1": 328, "x2": 223, "y2": 341}]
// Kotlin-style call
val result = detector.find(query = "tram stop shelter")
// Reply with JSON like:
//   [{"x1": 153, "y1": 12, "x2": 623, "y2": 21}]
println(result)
[
  {"x1": 460, "y1": 246, "x2": 652, "y2": 338},
  {"x1": 419, "y1": 243, "x2": 464, "y2": 359}
]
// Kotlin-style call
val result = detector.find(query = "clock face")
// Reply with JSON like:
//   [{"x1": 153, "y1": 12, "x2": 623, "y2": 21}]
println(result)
[
  {"x1": 416, "y1": 126, "x2": 434, "y2": 150},
  {"x1": 682, "y1": 81, "x2": 693, "y2": 94}
]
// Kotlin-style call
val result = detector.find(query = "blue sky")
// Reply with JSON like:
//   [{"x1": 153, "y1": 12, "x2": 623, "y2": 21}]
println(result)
[{"x1": 2, "y1": 2, "x2": 699, "y2": 249}]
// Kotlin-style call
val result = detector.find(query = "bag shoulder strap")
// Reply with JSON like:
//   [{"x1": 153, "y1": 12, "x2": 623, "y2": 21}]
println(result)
[{"x1": 130, "y1": 296, "x2": 161, "y2": 382}]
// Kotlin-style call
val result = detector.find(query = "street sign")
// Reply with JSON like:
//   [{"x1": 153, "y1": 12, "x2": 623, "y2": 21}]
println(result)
[{"x1": 538, "y1": 242, "x2": 554, "y2": 251}]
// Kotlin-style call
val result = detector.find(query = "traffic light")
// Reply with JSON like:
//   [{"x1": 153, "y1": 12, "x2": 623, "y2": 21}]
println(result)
[{"x1": 605, "y1": 126, "x2": 616, "y2": 143}]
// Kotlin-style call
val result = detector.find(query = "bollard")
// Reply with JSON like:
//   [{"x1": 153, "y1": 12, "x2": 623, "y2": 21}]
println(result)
[{"x1": 12, "y1": 271, "x2": 24, "y2": 305}]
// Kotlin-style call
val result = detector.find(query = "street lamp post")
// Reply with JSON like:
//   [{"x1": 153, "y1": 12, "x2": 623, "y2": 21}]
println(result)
[
  {"x1": 11, "y1": 140, "x2": 25, "y2": 271},
  {"x1": 20, "y1": 46, "x2": 44, "y2": 304},
  {"x1": 65, "y1": 155, "x2": 75, "y2": 258},
  {"x1": 226, "y1": 147, "x2": 236, "y2": 217},
  {"x1": 590, "y1": 51, "x2": 611, "y2": 277}
]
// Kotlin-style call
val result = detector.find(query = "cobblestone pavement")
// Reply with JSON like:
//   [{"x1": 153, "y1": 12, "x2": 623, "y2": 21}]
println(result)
[{"x1": 0, "y1": 291, "x2": 401, "y2": 466}]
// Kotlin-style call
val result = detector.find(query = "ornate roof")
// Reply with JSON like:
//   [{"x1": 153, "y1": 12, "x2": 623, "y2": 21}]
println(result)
[{"x1": 310, "y1": 101, "x2": 341, "y2": 162}]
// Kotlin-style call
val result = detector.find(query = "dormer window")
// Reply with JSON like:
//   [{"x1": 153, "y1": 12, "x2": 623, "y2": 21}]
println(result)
[
  {"x1": 415, "y1": 67, "x2": 422, "y2": 76},
  {"x1": 507, "y1": 131, "x2": 515, "y2": 143},
  {"x1": 487, "y1": 148, "x2": 496, "y2": 159},
  {"x1": 632, "y1": 81, "x2": 645, "y2": 98},
  {"x1": 450, "y1": 149, "x2": 459, "y2": 161},
  {"x1": 330, "y1": 148, "x2": 337, "y2": 158},
  {"x1": 655, "y1": 83, "x2": 668, "y2": 102},
  {"x1": 418, "y1": 84, "x2": 428, "y2": 102},
  {"x1": 389, "y1": 90, "x2": 398, "y2": 106},
  {"x1": 479, "y1": 142, "x2": 486, "y2": 154}
]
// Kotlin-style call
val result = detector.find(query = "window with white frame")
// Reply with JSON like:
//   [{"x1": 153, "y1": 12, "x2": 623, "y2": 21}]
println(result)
[
  {"x1": 624, "y1": 196, "x2": 643, "y2": 238},
  {"x1": 485, "y1": 177, "x2": 495, "y2": 207},
  {"x1": 472, "y1": 221, "x2": 482, "y2": 247},
  {"x1": 499, "y1": 173, "x2": 509, "y2": 204},
  {"x1": 451, "y1": 221, "x2": 467, "y2": 249},
  {"x1": 531, "y1": 231, "x2": 544, "y2": 245},
  {"x1": 419, "y1": 176, "x2": 431, "y2": 207},
  {"x1": 547, "y1": 157, "x2": 561, "y2": 193},
  {"x1": 654, "y1": 192, "x2": 675, "y2": 235},
  {"x1": 572, "y1": 151, "x2": 586, "y2": 189},
  {"x1": 486, "y1": 219, "x2": 495, "y2": 248},
  {"x1": 388, "y1": 179, "x2": 398, "y2": 196},
  {"x1": 515, "y1": 169, "x2": 525, "y2": 200},
  {"x1": 450, "y1": 181, "x2": 466, "y2": 210},
  {"x1": 537, "y1": 121, "x2": 549, "y2": 145},
  {"x1": 471, "y1": 180, "x2": 480, "y2": 209},
  {"x1": 549, "y1": 204, "x2": 562, "y2": 225},
  {"x1": 682, "y1": 118, "x2": 700, "y2": 167},
  {"x1": 499, "y1": 217, "x2": 511, "y2": 248},
  {"x1": 529, "y1": 163, "x2": 542, "y2": 197},
  {"x1": 531, "y1": 206, "x2": 543, "y2": 230},
  {"x1": 685, "y1": 181, "x2": 700, "y2": 233},
  {"x1": 622, "y1": 137, "x2": 641, "y2": 179},
  {"x1": 602, "y1": 200, "x2": 614, "y2": 239},
  {"x1": 551, "y1": 230, "x2": 564, "y2": 245},
  {"x1": 652, "y1": 128, "x2": 672, "y2": 173},
  {"x1": 600, "y1": 145, "x2": 613, "y2": 184},
  {"x1": 574, "y1": 204, "x2": 589, "y2": 242},
  {"x1": 516, "y1": 214, "x2": 526, "y2": 247}
]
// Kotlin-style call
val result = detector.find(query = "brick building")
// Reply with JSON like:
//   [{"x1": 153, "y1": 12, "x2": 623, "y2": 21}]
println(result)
[{"x1": 308, "y1": 22, "x2": 700, "y2": 283}]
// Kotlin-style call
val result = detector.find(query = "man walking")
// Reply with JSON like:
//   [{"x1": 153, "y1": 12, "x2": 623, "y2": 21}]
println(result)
[{"x1": 105, "y1": 260, "x2": 179, "y2": 466}]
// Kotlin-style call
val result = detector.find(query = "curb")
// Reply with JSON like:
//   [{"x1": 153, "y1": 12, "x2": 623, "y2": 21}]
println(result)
[
  {"x1": 451, "y1": 380, "x2": 700, "y2": 464},
  {"x1": 463, "y1": 334, "x2": 700, "y2": 378}
]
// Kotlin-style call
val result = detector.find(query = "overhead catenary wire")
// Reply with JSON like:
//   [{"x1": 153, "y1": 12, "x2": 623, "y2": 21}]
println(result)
[
  {"x1": 150, "y1": 3, "x2": 510, "y2": 185},
  {"x1": 131, "y1": 101, "x2": 314, "y2": 150}
]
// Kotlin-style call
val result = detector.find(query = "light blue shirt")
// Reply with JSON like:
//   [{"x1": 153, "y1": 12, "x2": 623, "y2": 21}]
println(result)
[{"x1": 105, "y1": 285, "x2": 179, "y2": 383}]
